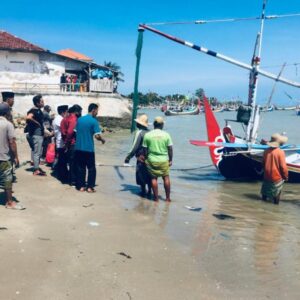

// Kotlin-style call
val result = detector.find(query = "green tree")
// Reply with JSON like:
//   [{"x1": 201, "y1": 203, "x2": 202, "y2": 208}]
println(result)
[
  {"x1": 104, "y1": 61, "x2": 125, "y2": 87},
  {"x1": 195, "y1": 88, "x2": 205, "y2": 100}
]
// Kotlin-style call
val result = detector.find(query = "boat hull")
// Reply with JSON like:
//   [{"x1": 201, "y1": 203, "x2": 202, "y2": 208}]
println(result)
[
  {"x1": 217, "y1": 150, "x2": 263, "y2": 180},
  {"x1": 165, "y1": 107, "x2": 199, "y2": 116},
  {"x1": 217, "y1": 148, "x2": 300, "y2": 182}
]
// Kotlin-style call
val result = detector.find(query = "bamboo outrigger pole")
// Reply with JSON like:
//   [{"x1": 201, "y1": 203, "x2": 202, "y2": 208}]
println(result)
[
  {"x1": 145, "y1": 13, "x2": 300, "y2": 26},
  {"x1": 131, "y1": 27, "x2": 144, "y2": 132},
  {"x1": 138, "y1": 24, "x2": 300, "y2": 89}
]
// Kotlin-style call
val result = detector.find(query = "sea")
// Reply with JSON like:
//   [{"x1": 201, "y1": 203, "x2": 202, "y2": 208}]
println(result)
[{"x1": 96, "y1": 109, "x2": 300, "y2": 298}]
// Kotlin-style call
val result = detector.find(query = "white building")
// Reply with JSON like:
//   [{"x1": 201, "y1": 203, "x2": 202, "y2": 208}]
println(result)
[{"x1": 0, "y1": 30, "x2": 115, "y2": 93}]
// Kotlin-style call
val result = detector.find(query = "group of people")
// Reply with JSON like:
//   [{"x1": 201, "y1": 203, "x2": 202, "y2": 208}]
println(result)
[
  {"x1": 0, "y1": 91, "x2": 105, "y2": 210},
  {"x1": 0, "y1": 89, "x2": 292, "y2": 210},
  {"x1": 125, "y1": 114, "x2": 290, "y2": 205},
  {"x1": 125, "y1": 114, "x2": 173, "y2": 202},
  {"x1": 60, "y1": 74, "x2": 87, "y2": 92}
]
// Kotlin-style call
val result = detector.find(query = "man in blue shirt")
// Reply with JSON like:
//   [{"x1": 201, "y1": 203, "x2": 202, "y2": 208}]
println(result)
[{"x1": 75, "y1": 103, "x2": 105, "y2": 192}]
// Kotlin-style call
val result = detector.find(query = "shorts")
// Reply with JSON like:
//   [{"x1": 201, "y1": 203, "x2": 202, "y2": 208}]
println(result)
[
  {"x1": 146, "y1": 160, "x2": 170, "y2": 178},
  {"x1": 0, "y1": 161, "x2": 13, "y2": 190}
]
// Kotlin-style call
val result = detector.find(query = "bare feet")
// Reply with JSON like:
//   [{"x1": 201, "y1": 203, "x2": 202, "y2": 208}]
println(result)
[
  {"x1": 79, "y1": 187, "x2": 86, "y2": 192},
  {"x1": 33, "y1": 170, "x2": 46, "y2": 176},
  {"x1": 5, "y1": 201, "x2": 25, "y2": 210},
  {"x1": 166, "y1": 198, "x2": 171, "y2": 202}
]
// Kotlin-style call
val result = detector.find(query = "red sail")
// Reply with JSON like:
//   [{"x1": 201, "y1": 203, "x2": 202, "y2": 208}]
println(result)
[{"x1": 203, "y1": 97, "x2": 224, "y2": 167}]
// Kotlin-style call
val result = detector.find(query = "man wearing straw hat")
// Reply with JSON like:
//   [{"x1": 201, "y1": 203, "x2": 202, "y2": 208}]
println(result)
[
  {"x1": 142, "y1": 116, "x2": 173, "y2": 202},
  {"x1": 261, "y1": 133, "x2": 289, "y2": 204},
  {"x1": 125, "y1": 114, "x2": 151, "y2": 196}
]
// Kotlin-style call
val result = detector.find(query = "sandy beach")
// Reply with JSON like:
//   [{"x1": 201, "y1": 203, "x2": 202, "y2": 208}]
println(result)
[
  {"x1": 0, "y1": 129, "x2": 223, "y2": 300},
  {"x1": 1, "y1": 119, "x2": 300, "y2": 300}
]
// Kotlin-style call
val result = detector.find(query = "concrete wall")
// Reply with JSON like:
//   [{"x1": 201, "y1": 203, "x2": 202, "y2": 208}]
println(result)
[
  {"x1": 0, "y1": 50, "x2": 117, "y2": 94},
  {"x1": 0, "y1": 51, "x2": 40, "y2": 73},
  {"x1": 12, "y1": 92, "x2": 131, "y2": 120},
  {"x1": 0, "y1": 51, "x2": 63, "y2": 88}
]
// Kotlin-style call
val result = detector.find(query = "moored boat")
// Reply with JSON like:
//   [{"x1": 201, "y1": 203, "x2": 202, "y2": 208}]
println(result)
[
  {"x1": 191, "y1": 98, "x2": 300, "y2": 182},
  {"x1": 165, "y1": 105, "x2": 200, "y2": 116}
]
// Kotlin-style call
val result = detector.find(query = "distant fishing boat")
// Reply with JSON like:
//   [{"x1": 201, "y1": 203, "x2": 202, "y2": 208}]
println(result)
[
  {"x1": 260, "y1": 105, "x2": 274, "y2": 112},
  {"x1": 284, "y1": 106, "x2": 296, "y2": 110},
  {"x1": 212, "y1": 106, "x2": 224, "y2": 113},
  {"x1": 165, "y1": 105, "x2": 200, "y2": 116}
]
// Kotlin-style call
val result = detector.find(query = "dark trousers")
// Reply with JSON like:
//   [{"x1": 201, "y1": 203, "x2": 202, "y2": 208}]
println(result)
[
  {"x1": 54, "y1": 148, "x2": 68, "y2": 182},
  {"x1": 66, "y1": 145, "x2": 76, "y2": 184},
  {"x1": 75, "y1": 150, "x2": 96, "y2": 189},
  {"x1": 42, "y1": 136, "x2": 52, "y2": 159}
]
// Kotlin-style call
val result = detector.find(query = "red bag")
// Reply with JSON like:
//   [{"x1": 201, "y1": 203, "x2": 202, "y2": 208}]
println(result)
[{"x1": 46, "y1": 143, "x2": 56, "y2": 164}]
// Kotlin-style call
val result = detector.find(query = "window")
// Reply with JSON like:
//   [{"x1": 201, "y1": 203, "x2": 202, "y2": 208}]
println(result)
[{"x1": 9, "y1": 61, "x2": 24, "y2": 64}]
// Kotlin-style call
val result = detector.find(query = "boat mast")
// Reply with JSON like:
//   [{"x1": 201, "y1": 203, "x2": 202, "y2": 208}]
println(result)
[{"x1": 246, "y1": 0, "x2": 267, "y2": 142}]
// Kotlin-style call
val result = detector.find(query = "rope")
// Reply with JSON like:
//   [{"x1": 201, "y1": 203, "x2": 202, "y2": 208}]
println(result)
[
  {"x1": 145, "y1": 13, "x2": 300, "y2": 26},
  {"x1": 96, "y1": 163, "x2": 214, "y2": 171},
  {"x1": 262, "y1": 62, "x2": 300, "y2": 69}
]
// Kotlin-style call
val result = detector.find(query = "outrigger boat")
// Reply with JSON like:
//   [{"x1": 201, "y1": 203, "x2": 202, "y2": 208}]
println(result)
[
  {"x1": 165, "y1": 104, "x2": 200, "y2": 116},
  {"x1": 132, "y1": 1, "x2": 300, "y2": 181},
  {"x1": 191, "y1": 97, "x2": 300, "y2": 182}
]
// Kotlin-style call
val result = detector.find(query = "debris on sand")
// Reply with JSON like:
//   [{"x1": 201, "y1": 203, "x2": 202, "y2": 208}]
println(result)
[
  {"x1": 88, "y1": 221, "x2": 100, "y2": 227},
  {"x1": 117, "y1": 252, "x2": 132, "y2": 259},
  {"x1": 38, "y1": 237, "x2": 51, "y2": 241},
  {"x1": 184, "y1": 205, "x2": 202, "y2": 212},
  {"x1": 213, "y1": 213, "x2": 235, "y2": 220}
]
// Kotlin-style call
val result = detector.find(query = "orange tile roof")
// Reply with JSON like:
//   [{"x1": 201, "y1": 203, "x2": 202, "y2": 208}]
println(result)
[
  {"x1": 57, "y1": 48, "x2": 93, "y2": 62},
  {"x1": 0, "y1": 30, "x2": 45, "y2": 52}
]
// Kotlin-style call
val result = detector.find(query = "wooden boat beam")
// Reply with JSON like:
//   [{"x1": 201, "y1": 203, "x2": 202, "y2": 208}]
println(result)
[{"x1": 139, "y1": 24, "x2": 300, "y2": 89}]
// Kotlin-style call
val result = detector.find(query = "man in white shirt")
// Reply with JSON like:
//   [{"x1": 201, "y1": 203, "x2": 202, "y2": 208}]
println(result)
[{"x1": 52, "y1": 105, "x2": 68, "y2": 182}]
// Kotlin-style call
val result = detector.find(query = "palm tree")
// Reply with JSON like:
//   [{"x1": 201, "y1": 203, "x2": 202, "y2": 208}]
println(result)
[{"x1": 104, "y1": 61, "x2": 124, "y2": 83}]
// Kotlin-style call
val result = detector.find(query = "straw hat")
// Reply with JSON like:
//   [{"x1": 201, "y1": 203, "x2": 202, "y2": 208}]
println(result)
[
  {"x1": 135, "y1": 114, "x2": 149, "y2": 128},
  {"x1": 154, "y1": 116, "x2": 164, "y2": 124},
  {"x1": 267, "y1": 133, "x2": 288, "y2": 148}
]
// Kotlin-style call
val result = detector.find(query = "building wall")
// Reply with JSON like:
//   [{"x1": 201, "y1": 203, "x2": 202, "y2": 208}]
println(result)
[
  {"x1": 11, "y1": 93, "x2": 131, "y2": 119},
  {"x1": 0, "y1": 51, "x2": 40, "y2": 73},
  {"x1": 0, "y1": 50, "x2": 114, "y2": 93},
  {"x1": 0, "y1": 50, "x2": 64, "y2": 89},
  {"x1": 39, "y1": 52, "x2": 87, "y2": 72}
]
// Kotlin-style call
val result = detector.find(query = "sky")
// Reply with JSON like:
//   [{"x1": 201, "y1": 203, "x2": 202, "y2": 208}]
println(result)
[{"x1": 1, "y1": 0, "x2": 300, "y2": 105}]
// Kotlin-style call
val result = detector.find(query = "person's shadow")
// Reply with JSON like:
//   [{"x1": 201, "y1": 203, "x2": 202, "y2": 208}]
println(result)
[
  {"x1": 120, "y1": 184, "x2": 141, "y2": 196},
  {"x1": 120, "y1": 184, "x2": 156, "y2": 201},
  {"x1": 243, "y1": 193, "x2": 263, "y2": 201}
]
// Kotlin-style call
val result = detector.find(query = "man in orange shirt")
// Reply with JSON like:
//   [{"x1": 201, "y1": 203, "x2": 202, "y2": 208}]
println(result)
[{"x1": 261, "y1": 133, "x2": 288, "y2": 204}]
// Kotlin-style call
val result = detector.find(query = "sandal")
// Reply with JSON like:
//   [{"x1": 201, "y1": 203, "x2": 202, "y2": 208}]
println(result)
[
  {"x1": 33, "y1": 170, "x2": 47, "y2": 176},
  {"x1": 38, "y1": 168, "x2": 46, "y2": 174},
  {"x1": 79, "y1": 187, "x2": 86, "y2": 192},
  {"x1": 6, "y1": 202, "x2": 26, "y2": 210},
  {"x1": 87, "y1": 188, "x2": 96, "y2": 193}
]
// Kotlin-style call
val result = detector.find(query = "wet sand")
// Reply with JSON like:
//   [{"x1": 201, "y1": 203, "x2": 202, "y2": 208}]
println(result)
[
  {"x1": 1, "y1": 120, "x2": 300, "y2": 299},
  {"x1": 0, "y1": 129, "x2": 222, "y2": 300}
]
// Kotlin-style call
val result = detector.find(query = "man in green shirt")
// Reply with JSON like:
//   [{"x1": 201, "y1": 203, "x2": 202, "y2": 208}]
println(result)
[{"x1": 142, "y1": 116, "x2": 173, "y2": 202}]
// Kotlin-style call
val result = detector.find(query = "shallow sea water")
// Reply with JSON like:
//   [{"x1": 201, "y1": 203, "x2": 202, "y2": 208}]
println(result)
[{"x1": 96, "y1": 109, "x2": 300, "y2": 299}]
